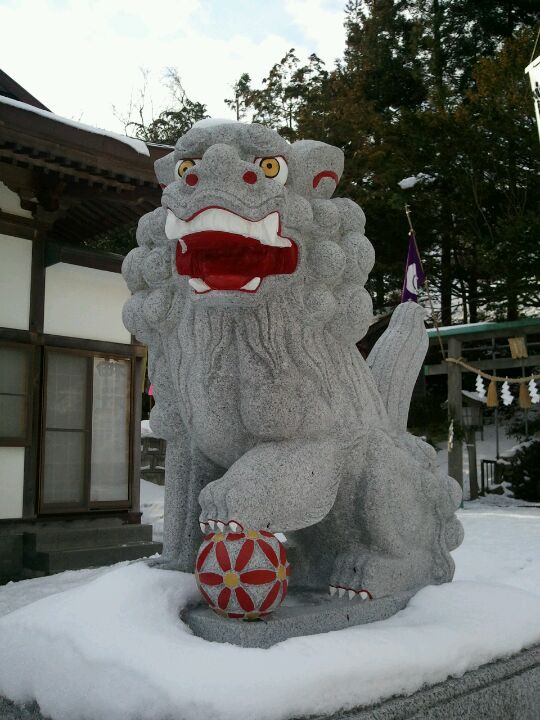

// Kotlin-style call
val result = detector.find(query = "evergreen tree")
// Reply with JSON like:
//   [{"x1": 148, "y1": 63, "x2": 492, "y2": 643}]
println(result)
[
  {"x1": 99, "y1": 0, "x2": 540, "y2": 323},
  {"x1": 300, "y1": 0, "x2": 432, "y2": 312},
  {"x1": 224, "y1": 73, "x2": 253, "y2": 121},
  {"x1": 455, "y1": 28, "x2": 540, "y2": 319},
  {"x1": 127, "y1": 68, "x2": 208, "y2": 145}
]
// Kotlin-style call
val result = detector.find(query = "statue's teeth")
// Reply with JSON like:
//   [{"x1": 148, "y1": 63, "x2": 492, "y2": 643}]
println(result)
[
  {"x1": 338, "y1": 587, "x2": 346, "y2": 598},
  {"x1": 165, "y1": 209, "x2": 189, "y2": 239},
  {"x1": 188, "y1": 278, "x2": 211, "y2": 293},
  {"x1": 165, "y1": 207, "x2": 291, "y2": 247},
  {"x1": 240, "y1": 277, "x2": 261, "y2": 291}
]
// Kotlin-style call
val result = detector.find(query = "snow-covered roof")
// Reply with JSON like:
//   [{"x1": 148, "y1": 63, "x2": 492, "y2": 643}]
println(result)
[
  {"x1": 427, "y1": 317, "x2": 540, "y2": 338},
  {"x1": 462, "y1": 390, "x2": 487, "y2": 404},
  {"x1": 0, "y1": 95, "x2": 149, "y2": 157}
]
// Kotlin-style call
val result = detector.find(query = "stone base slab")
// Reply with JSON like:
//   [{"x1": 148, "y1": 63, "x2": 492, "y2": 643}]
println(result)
[
  {"x1": 321, "y1": 642, "x2": 540, "y2": 720},
  {"x1": 182, "y1": 588, "x2": 415, "y2": 648},
  {"x1": 2, "y1": 644, "x2": 538, "y2": 720}
]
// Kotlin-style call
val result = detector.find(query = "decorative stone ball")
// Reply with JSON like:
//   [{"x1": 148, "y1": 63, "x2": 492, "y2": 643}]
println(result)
[{"x1": 195, "y1": 530, "x2": 290, "y2": 619}]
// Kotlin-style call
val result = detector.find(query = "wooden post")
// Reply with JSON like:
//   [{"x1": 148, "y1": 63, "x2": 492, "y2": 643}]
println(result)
[
  {"x1": 23, "y1": 229, "x2": 46, "y2": 519},
  {"x1": 130, "y1": 354, "x2": 143, "y2": 520},
  {"x1": 466, "y1": 428, "x2": 479, "y2": 500},
  {"x1": 447, "y1": 337, "x2": 463, "y2": 489},
  {"x1": 29, "y1": 233, "x2": 45, "y2": 335}
]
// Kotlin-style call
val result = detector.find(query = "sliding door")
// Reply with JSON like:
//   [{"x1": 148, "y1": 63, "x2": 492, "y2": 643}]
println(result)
[{"x1": 40, "y1": 349, "x2": 132, "y2": 514}]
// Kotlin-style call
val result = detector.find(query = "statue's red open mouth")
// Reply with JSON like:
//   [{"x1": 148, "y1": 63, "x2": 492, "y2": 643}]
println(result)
[{"x1": 165, "y1": 207, "x2": 298, "y2": 293}]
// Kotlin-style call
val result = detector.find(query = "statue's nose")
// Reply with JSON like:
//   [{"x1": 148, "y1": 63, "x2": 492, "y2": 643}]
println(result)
[{"x1": 183, "y1": 144, "x2": 260, "y2": 188}]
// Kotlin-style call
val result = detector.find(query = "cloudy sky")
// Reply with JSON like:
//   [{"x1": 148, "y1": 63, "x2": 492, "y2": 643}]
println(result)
[{"x1": 0, "y1": 0, "x2": 346, "y2": 134}]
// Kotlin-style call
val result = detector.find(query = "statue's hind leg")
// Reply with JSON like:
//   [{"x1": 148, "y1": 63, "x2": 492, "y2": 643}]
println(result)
[{"x1": 327, "y1": 429, "x2": 462, "y2": 599}]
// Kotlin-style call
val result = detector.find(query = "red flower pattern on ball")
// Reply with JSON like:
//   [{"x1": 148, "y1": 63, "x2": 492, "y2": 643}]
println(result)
[{"x1": 195, "y1": 529, "x2": 290, "y2": 619}]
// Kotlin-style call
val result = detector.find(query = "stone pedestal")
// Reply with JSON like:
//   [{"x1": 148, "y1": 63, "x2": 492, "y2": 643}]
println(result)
[{"x1": 182, "y1": 588, "x2": 415, "y2": 648}]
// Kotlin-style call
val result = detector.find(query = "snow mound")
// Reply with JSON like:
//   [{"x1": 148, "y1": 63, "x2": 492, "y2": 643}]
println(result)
[
  {"x1": 1, "y1": 507, "x2": 539, "y2": 720},
  {"x1": 192, "y1": 117, "x2": 237, "y2": 128},
  {"x1": 0, "y1": 515, "x2": 539, "y2": 718}
]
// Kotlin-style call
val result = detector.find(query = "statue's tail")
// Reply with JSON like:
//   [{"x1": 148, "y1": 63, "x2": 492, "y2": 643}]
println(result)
[{"x1": 367, "y1": 301, "x2": 428, "y2": 434}]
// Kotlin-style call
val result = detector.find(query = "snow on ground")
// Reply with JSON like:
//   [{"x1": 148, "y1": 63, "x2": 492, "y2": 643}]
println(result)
[
  {"x1": 140, "y1": 478, "x2": 164, "y2": 542},
  {"x1": 140, "y1": 419, "x2": 155, "y2": 438},
  {"x1": 0, "y1": 506, "x2": 539, "y2": 720},
  {"x1": 454, "y1": 505, "x2": 540, "y2": 597},
  {"x1": 435, "y1": 421, "x2": 538, "y2": 503},
  {"x1": 0, "y1": 565, "x2": 129, "y2": 619}
]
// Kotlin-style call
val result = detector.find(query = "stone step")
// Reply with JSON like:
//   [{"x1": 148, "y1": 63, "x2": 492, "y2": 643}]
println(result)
[
  {"x1": 24, "y1": 541, "x2": 162, "y2": 575},
  {"x1": 23, "y1": 523, "x2": 154, "y2": 552}
]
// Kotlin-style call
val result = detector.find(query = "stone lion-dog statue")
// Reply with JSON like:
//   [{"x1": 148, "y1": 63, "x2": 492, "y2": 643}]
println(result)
[{"x1": 122, "y1": 120, "x2": 463, "y2": 600}]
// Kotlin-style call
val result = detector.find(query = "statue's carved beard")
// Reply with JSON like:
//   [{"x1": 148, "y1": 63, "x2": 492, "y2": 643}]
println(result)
[{"x1": 165, "y1": 287, "x2": 345, "y2": 422}]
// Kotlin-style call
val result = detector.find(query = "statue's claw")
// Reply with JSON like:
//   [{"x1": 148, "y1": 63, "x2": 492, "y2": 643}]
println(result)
[
  {"x1": 198, "y1": 475, "x2": 276, "y2": 533},
  {"x1": 198, "y1": 517, "x2": 244, "y2": 535},
  {"x1": 328, "y1": 585, "x2": 372, "y2": 601}
]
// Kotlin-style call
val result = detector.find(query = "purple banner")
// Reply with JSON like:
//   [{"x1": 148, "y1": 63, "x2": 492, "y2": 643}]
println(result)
[{"x1": 401, "y1": 231, "x2": 425, "y2": 303}]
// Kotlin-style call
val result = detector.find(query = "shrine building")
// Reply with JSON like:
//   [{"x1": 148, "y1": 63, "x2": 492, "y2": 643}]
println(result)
[{"x1": 0, "y1": 70, "x2": 170, "y2": 581}]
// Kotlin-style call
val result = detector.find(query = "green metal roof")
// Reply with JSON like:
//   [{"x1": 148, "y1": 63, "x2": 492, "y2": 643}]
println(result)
[{"x1": 426, "y1": 317, "x2": 540, "y2": 339}]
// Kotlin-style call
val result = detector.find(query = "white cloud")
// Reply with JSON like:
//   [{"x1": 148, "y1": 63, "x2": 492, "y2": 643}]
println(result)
[
  {"x1": 0, "y1": 0, "x2": 346, "y2": 134},
  {"x1": 283, "y1": 0, "x2": 346, "y2": 64}
]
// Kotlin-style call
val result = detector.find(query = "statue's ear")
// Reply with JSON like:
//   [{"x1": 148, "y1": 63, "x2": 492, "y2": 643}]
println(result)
[
  {"x1": 154, "y1": 151, "x2": 176, "y2": 189},
  {"x1": 287, "y1": 140, "x2": 344, "y2": 199}
]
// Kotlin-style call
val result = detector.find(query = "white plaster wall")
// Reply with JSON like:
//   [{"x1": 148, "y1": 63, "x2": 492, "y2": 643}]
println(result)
[
  {"x1": 0, "y1": 234, "x2": 32, "y2": 330},
  {"x1": 0, "y1": 447, "x2": 24, "y2": 519},
  {"x1": 44, "y1": 263, "x2": 131, "y2": 344},
  {"x1": 0, "y1": 181, "x2": 33, "y2": 219}
]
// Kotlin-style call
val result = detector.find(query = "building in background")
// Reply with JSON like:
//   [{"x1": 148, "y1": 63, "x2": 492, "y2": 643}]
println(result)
[{"x1": 0, "y1": 71, "x2": 170, "y2": 581}]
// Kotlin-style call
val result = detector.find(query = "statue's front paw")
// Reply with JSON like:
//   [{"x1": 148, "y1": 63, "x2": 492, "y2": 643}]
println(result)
[{"x1": 198, "y1": 479, "x2": 266, "y2": 535}]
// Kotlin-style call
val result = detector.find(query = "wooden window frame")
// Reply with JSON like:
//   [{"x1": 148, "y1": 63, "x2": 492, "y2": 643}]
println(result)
[
  {"x1": 0, "y1": 340, "x2": 34, "y2": 447},
  {"x1": 39, "y1": 346, "x2": 134, "y2": 515}
]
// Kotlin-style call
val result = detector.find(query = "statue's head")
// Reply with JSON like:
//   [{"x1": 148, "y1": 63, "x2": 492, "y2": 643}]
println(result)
[
  {"x1": 123, "y1": 119, "x2": 374, "y2": 361},
  {"x1": 155, "y1": 120, "x2": 344, "y2": 309}
]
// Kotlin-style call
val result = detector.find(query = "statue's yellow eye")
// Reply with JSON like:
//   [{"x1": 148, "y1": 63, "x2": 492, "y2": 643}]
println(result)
[
  {"x1": 175, "y1": 159, "x2": 196, "y2": 177},
  {"x1": 255, "y1": 156, "x2": 288, "y2": 184},
  {"x1": 259, "y1": 157, "x2": 280, "y2": 178}
]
